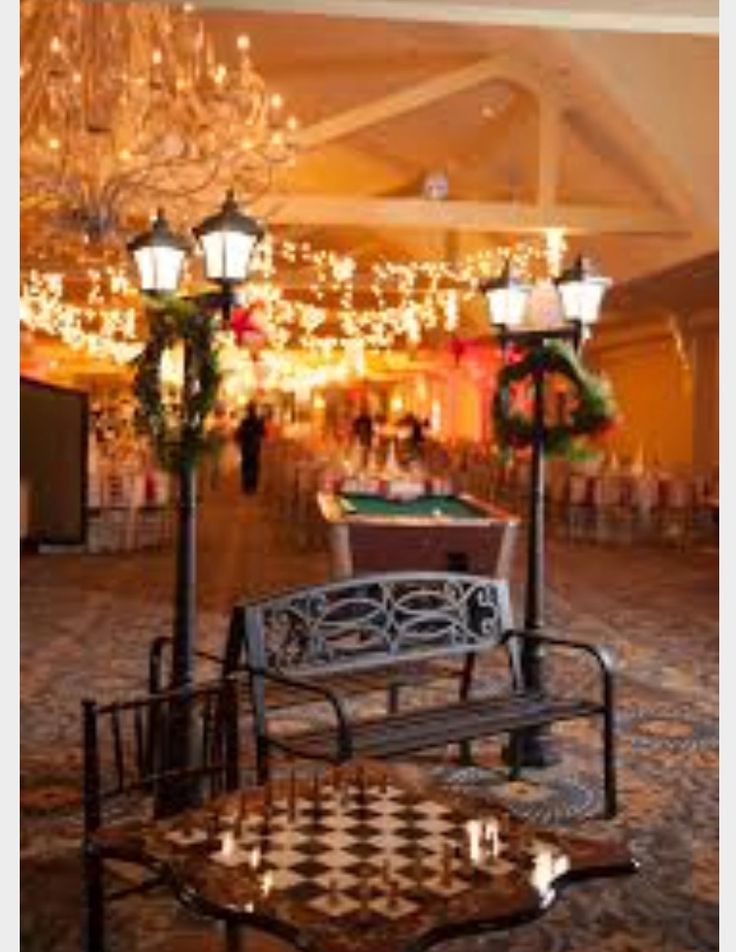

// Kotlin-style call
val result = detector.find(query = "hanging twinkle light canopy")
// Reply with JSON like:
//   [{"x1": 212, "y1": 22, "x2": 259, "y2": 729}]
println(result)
[
  {"x1": 20, "y1": 0, "x2": 299, "y2": 247},
  {"x1": 19, "y1": 229, "x2": 568, "y2": 369}
]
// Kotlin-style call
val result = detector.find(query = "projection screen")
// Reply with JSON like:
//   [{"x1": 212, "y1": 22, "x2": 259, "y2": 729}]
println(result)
[{"x1": 20, "y1": 377, "x2": 88, "y2": 545}]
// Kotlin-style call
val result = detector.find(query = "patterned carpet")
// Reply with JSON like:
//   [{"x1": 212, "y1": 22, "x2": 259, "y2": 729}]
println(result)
[{"x1": 20, "y1": 472, "x2": 718, "y2": 951}]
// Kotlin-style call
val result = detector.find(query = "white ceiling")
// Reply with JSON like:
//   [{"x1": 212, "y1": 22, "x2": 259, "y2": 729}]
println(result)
[{"x1": 182, "y1": 0, "x2": 718, "y2": 35}]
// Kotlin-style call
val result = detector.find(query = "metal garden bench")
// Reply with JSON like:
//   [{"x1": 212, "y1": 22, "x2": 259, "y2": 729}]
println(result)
[{"x1": 231, "y1": 571, "x2": 618, "y2": 817}]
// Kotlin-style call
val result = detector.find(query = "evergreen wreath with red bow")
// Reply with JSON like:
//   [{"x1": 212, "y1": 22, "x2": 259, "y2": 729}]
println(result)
[
  {"x1": 132, "y1": 294, "x2": 221, "y2": 472},
  {"x1": 493, "y1": 339, "x2": 618, "y2": 458}
]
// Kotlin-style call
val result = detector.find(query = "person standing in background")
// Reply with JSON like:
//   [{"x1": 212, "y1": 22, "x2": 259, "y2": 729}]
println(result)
[
  {"x1": 236, "y1": 401, "x2": 266, "y2": 494},
  {"x1": 351, "y1": 404, "x2": 373, "y2": 468}
]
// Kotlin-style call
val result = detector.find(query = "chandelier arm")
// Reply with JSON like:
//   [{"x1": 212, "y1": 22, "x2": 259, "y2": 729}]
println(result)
[
  {"x1": 20, "y1": 2, "x2": 62, "y2": 138},
  {"x1": 22, "y1": 0, "x2": 297, "y2": 258},
  {"x1": 103, "y1": 156, "x2": 226, "y2": 201},
  {"x1": 237, "y1": 164, "x2": 278, "y2": 206},
  {"x1": 20, "y1": 73, "x2": 50, "y2": 141},
  {"x1": 20, "y1": 172, "x2": 86, "y2": 207}
]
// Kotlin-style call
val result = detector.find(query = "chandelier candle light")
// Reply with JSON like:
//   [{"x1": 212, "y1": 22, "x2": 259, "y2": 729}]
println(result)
[
  {"x1": 21, "y1": 0, "x2": 297, "y2": 245},
  {"x1": 481, "y1": 254, "x2": 612, "y2": 768}
]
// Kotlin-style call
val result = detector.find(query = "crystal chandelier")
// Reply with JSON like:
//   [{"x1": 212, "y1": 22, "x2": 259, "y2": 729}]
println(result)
[{"x1": 20, "y1": 0, "x2": 299, "y2": 249}]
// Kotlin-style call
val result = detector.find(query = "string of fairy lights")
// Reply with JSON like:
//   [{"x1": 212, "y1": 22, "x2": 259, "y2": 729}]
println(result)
[
  {"x1": 19, "y1": 231, "x2": 567, "y2": 386},
  {"x1": 20, "y1": 269, "x2": 143, "y2": 365}
]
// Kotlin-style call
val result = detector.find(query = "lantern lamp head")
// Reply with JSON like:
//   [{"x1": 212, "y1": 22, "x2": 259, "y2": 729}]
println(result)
[
  {"x1": 480, "y1": 260, "x2": 530, "y2": 328},
  {"x1": 556, "y1": 254, "x2": 611, "y2": 326},
  {"x1": 127, "y1": 209, "x2": 189, "y2": 294},
  {"x1": 193, "y1": 190, "x2": 264, "y2": 285}
]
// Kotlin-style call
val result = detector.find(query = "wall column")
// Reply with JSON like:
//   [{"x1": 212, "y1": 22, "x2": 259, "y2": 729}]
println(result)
[{"x1": 688, "y1": 308, "x2": 719, "y2": 475}]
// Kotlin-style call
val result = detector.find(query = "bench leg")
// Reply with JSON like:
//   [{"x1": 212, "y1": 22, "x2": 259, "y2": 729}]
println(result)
[
  {"x1": 83, "y1": 846, "x2": 105, "y2": 952},
  {"x1": 457, "y1": 654, "x2": 476, "y2": 766},
  {"x1": 507, "y1": 732, "x2": 522, "y2": 782},
  {"x1": 225, "y1": 921, "x2": 244, "y2": 952},
  {"x1": 603, "y1": 709, "x2": 617, "y2": 818},
  {"x1": 387, "y1": 684, "x2": 400, "y2": 715},
  {"x1": 457, "y1": 740, "x2": 474, "y2": 767},
  {"x1": 255, "y1": 736, "x2": 271, "y2": 786}
]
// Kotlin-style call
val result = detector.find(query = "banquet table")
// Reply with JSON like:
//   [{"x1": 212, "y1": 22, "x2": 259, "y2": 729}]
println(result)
[
  {"x1": 94, "y1": 761, "x2": 637, "y2": 952},
  {"x1": 317, "y1": 490, "x2": 519, "y2": 579}
]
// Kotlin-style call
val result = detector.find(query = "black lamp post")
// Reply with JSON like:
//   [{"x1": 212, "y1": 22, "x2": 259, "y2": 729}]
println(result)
[
  {"x1": 128, "y1": 194, "x2": 263, "y2": 810},
  {"x1": 483, "y1": 255, "x2": 610, "y2": 766}
]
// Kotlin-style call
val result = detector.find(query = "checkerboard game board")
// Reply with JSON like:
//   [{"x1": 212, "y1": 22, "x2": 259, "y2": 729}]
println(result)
[{"x1": 163, "y1": 767, "x2": 564, "y2": 925}]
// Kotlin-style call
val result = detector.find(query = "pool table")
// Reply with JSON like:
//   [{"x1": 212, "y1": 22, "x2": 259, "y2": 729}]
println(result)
[{"x1": 317, "y1": 490, "x2": 519, "y2": 580}]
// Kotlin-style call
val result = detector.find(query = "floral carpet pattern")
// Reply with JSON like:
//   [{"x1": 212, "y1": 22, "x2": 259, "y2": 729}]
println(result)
[{"x1": 20, "y1": 478, "x2": 718, "y2": 951}]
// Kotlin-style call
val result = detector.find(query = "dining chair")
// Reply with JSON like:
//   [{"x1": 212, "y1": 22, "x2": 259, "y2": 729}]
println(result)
[
  {"x1": 82, "y1": 675, "x2": 243, "y2": 952},
  {"x1": 566, "y1": 473, "x2": 592, "y2": 542},
  {"x1": 656, "y1": 476, "x2": 693, "y2": 548}
]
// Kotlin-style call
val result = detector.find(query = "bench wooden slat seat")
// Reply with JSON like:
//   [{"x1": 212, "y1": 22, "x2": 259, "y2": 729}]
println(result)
[
  {"x1": 231, "y1": 571, "x2": 618, "y2": 818},
  {"x1": 269, "y1": 693, "x2": 604, "y2": 761}
]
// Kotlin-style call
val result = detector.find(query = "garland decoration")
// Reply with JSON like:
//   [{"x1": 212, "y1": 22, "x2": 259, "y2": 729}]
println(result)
[
  {"x1": 133, "y1": 294, "x2": 221, "y2": 471},
  {"x1": 493, "y1": 339, "x2": 618, "y2": 459}
]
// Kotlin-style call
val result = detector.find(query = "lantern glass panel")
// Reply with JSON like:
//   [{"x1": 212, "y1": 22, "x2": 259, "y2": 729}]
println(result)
[
  {"x1": 579, "y1": 279, "x2": 608, "y2": 324},
  {"x1": 559, "y1": 278, "x2": 608, "y2": 325},
  {"x1": 486, "y1": 285, "x2": 528, "y2": 326},
  {"x1": 133, "y1": 245, "x2": 185, "y2": 293},
  {"x1": 201, "y1": 230, "x2": 258, "y2": 282}
]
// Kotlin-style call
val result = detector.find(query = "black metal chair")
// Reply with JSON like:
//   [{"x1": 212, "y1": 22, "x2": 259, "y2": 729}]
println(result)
[{"x1": 81, "y1": 675, "x2": 242, "y2": 952}]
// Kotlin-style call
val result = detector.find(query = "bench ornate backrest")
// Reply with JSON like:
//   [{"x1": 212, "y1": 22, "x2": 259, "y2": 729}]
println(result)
[{"x1": 236, "y1": 572, "x2": 513, "y2": 678}]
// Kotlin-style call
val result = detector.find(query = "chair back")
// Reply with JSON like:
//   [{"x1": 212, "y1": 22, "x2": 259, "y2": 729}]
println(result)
[
  {"x1": 229, "y1": 571, "x2": 513, "y2": 680},
  {"x1": 82, "y1": 675, "x2": 241, "y2": 833}
]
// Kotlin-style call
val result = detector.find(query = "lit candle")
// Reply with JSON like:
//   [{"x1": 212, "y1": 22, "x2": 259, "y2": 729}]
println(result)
[
  {"x1": 483, "y1": 818, "x2": 500, "y2": 858},
  {"x1": 466, "y1": 820, "x2": 483, "y2": 865},
  {"x1": 530, "y1": 842, "x2": 554, "y2": 895},
  {"x1": 261, "y1": 870, "x2": 273, "y2": 897},
  {"x1": 250, "y1": 845, "x2": 261, "y2": 870},
  {"x1": 220, "y1": 830, "x2": 236, "y2": 860}
]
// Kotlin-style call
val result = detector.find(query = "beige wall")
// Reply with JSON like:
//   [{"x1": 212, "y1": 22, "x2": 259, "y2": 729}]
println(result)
[{"x1": 588, "y1": 310, "x2": 719, "y2": 472}]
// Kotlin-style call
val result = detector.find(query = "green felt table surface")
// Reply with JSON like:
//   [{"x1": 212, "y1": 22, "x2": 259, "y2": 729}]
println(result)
[{"x1": 339, "y1": 493, "x2": 487, "y2": 519}]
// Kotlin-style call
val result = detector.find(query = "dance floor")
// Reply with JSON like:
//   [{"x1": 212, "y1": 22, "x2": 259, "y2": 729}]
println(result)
[{"x1": 20, "y1": 473, "x2": 718, "y2": 951}]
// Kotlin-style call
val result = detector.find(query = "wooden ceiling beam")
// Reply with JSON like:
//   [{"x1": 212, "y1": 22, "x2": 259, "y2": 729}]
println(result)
[
  {"x1": 187, "y1": 1, "x2": 718, "y2": 36},
  {"x1": 256, "y1": 193, "x2": 686, "y2": 234},
  {"x1": 295, "y1": 53, "x2": 537, "y2": 150},
  {"x1": 537, "y1": 92, "x2": 561, "y2": 210}
]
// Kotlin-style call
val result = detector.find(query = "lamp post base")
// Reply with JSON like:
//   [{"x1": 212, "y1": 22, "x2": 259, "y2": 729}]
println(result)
[
  {"x1": 502, "y1": 727, "x2": 561, "y2": 770},
  {"x1": 502, "y1": 624, "x2": 561, "y2": 769}
]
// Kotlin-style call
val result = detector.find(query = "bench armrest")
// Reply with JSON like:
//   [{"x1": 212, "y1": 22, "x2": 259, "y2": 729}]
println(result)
[
  {"x1": 502, "y1": 629, "x2": 615, "y2": 704},
  {"x1": 513, "y1": 631, "x2": 615, "y2": 675},
  {"x1": 249, "y1": 667, "x2": 354, "y2": 760}
]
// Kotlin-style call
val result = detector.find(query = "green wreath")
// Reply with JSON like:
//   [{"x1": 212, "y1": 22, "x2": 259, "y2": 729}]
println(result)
[
  {"x1": 132, "y1": 294, "x2": 221, "y2": 472},
  {"x1": 493, "y1": 339, "x2": 618, "y2": 459}
]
